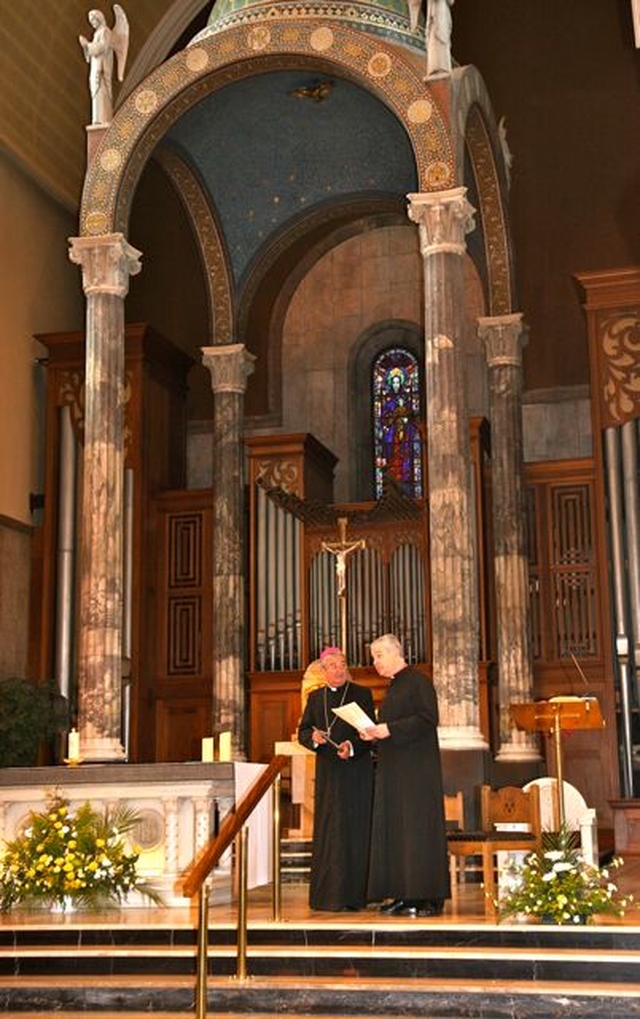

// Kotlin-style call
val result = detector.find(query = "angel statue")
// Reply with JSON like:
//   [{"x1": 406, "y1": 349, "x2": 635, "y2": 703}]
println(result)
[
  {"x1": 79, "y1": 6, "x2": 129, "y2": 126},
  {"x1": 425, "y1": 0, "x2": 454, "y2": 79}
]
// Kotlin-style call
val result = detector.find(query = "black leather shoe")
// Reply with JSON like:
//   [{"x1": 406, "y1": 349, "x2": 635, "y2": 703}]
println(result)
[
  {"x1": 379, "y1": 898, "x2": 406, "y2": 914},
  {"x1": 416, "y1": 899, "x2": 445, "y2": 917}
]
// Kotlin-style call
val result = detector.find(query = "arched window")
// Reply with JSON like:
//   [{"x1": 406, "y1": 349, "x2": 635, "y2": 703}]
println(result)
[{"x1": 372, "y1": 347, "x2": 423, "y2": 499}]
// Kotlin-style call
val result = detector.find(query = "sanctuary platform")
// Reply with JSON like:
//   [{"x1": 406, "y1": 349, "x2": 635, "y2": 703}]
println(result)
[{"x1": 1, "y1": 862, "x2": 640, "y2": 1018}]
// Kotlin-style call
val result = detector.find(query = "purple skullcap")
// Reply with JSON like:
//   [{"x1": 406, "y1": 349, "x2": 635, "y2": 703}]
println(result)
[{"x1": 320, "y1": 646, "x2": 344, "y2": 660}]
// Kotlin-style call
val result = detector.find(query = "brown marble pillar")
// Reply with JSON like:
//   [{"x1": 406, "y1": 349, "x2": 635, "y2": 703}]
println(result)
[
  {"x1": 202, "y1": 344, "x2": 256, "y2": 760},
  {"x1": 407, "y1": 189, "x2": 486, "y2": 751},
  {"x1": 68, "y1": 233, "x2": 141, "y2": 762},
  {"x1": 479, "y1": 314, "x2": 539, "y2": 761}
]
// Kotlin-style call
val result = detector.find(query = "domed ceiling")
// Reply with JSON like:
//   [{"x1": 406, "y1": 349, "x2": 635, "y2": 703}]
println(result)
[{"x1": 166, "y1": 68, "x2": 418, "y2": 286}]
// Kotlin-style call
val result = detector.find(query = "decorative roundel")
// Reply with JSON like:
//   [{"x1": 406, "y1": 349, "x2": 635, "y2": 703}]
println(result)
[
  {"x1": 425, "y1": 160, "x2": 452, "y2": 188},
  {"x1": 129, "y1": 809, "x2": 164, "y2": 852},
  {"x1": 367, "y1": 52, "x2": 392, "y2": 78},
  {"x1": 134, "y1": 89, "x2": 159, "y2": 115},
  {"x1": 407, "y1": 98, "x2": 433, "y2": 124},
  {"x1": 186, "y1": 47, "x2": 210, "y2": 72},
  {"x1": 100, "y1": 148, "x2": 123, "y2": 172},
  {"x1": 309, "y1": 26, "x2": 334, "y2": 51},
  {"x1": 247, "y1": 25, "x2": 272, "y2": 49},
  {"x1": 84, "y1": 210, "x2": 109, "y2": 235}
]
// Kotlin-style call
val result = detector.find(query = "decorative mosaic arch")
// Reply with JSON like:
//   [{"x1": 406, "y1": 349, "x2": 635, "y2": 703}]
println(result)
[
  {"x1": 79, "y1": 19, "x2": 516, "y2": 317},
  {"x1": 452, "y1": 65, "x2": 515, "y2": 316},
  {"x1": 80, "y1": 20, "x2": 455, "y2": 237}
]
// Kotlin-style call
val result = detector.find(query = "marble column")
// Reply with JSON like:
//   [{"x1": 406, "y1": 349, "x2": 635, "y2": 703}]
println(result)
[
  {"x1": 202, "y1": 344, "x2": 256, "y2": 760},
  {"x1": 479, "y1": 314, "x2": 539, "y2": 761},
  {"x1": 68, "y1": 233, "x2": 141, "y2": 762},
  {"x1": 407, "y1": 189, "x2": 486, "y2": 750}
]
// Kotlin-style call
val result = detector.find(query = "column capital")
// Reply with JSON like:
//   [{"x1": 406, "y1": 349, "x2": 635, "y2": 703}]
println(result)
[
  {"x1": 478, "y1": 312, "x2": 528, "y2": 368},
  {"x1": 202, "y1": 343, "x2": 256, "y2": 394},
  {"x1": 69, "y1": 234, "x2": 142, "y2": 298},
  {"x1": 407, "y1": 187, "x2": 475, "y2": 256}
]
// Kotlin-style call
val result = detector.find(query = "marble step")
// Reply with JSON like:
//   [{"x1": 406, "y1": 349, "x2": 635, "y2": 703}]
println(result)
[
  {"x1": 2, "y1": 925, "x2": 640, "y2": 984},
  {"x1": 2, "y1": 973, "x2": 640, "y2": 1018}
]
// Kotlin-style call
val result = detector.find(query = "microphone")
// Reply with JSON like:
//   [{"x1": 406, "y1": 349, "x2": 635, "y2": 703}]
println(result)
[{"x1": 569, "y1": 652, "x2": 595, "y2": 699}]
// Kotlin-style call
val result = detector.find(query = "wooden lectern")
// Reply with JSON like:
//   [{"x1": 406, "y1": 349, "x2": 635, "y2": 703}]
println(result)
[{"x1": 511, "y1": 697, "x2": 604, "y2": 828}]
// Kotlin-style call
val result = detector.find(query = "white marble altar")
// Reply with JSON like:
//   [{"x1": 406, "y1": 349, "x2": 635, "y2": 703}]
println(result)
[{"x1": 0, "y1": 761, "x2": 270, "y2": 907}]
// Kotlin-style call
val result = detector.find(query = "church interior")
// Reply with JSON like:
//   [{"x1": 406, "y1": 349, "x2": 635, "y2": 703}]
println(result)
[{"x1": 2, "y1": 5, "x2": 640, "y2": 1010}]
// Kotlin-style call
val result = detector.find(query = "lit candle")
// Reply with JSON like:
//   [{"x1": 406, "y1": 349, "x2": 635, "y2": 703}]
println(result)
[
  {"x1": 201, "y1": 736, "x2": 214, "y2": 762},
  {"x1": 67, "y1": 728, "x2": 80, "y2": 762},
  {"x1": 218, "y1": 731, "x2": 232, "y2": 761}
]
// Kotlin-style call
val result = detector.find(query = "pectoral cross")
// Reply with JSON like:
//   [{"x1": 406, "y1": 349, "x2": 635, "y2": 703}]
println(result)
[{"x1": 321, "y1": 517, "x2": 365, "y2": 654}]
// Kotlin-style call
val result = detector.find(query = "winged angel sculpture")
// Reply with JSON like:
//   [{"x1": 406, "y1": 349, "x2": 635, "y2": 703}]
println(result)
[{"x1": 79, "y1": 6, "x2": 129, "y2": 125}]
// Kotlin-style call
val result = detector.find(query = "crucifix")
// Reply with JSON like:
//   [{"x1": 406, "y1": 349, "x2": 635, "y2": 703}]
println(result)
[{"x1": 321, "y1": 517, "x2": 366, "y2": 654}]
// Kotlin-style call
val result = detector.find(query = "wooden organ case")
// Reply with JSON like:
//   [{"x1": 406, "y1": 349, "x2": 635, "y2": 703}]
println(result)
[{"x1": 245, "y1": 425, "x2": 494, "y2": 763}]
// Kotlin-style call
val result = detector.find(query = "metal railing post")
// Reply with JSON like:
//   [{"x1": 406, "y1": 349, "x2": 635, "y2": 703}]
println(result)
[
  {"x1": 195, "y1": 882, "x2": 209, "y2": 1019},
  {"x1": 236, "y1": 826, "x2": 249, "y2": 981},
  {"x1": 272, "y1": 773, "x2": 282, "y2": 921}
]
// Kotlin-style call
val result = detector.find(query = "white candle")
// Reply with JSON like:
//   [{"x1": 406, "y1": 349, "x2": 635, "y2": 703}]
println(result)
[
  {"x1": 68, "y1": 728, "x2": 80, "y2": 761},
  {"x1": 218, "y1": 731, "x2": 232, "y2": 761},
  {"x1": 201, "y1": 736, "x2": 214, "y2": 762}
]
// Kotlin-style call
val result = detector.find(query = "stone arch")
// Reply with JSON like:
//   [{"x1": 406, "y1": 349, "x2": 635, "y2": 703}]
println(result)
[
  {"x1": 153, "y1": 147, "x2": 235, "y2": 342},
  {"x1": 240, "y1": 196, "x2": 408, "y2": 423},
  {"x1": 80, "y1": 20, "x2": 456, "y2": 240},
  {"x1": 452, "y1": 65, "x2": 516, "y2": 317}
]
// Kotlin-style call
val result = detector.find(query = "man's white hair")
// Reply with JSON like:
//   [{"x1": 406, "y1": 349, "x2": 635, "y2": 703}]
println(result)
[{"x1": 370, "y1": 633, "x2": 403, "y2": 655}]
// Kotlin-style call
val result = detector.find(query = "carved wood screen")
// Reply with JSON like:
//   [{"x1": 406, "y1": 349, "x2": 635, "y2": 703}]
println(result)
[
  {"x1": 525, "y1": 464, "x2": 601, "y2": 666},
  {"x1": 148, "y1": 490, "x2": 213, "y2": 763}
]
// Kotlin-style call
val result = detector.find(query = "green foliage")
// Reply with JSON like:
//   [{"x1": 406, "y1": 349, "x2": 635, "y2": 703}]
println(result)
[
  {"x1": 498, "y1": 823, "x2": 633, "y2": 925},
  {"x1": 0, "y1": 677, "x2": 68, "y2": 767},
  {"x1": 0, "y1": 795, "x2": 162, "y2": 911}
]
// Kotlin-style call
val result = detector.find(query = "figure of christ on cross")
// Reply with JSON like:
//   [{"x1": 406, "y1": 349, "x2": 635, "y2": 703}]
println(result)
[{"x1": 321, "y1": 517, "x2": 366, "y2": 654}]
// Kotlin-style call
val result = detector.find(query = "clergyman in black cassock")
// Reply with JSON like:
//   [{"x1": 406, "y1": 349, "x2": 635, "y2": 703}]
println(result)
[
  {"x1": 297, "y1": 647, "x2": 374, "y2": 912},
  {"x1": 361, "y1": 633, "x2": 450, "y2": 917}
]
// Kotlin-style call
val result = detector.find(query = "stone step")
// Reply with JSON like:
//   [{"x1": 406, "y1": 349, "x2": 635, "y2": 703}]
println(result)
[{"x1": 3, "y1": 973, "x2": 640, "y2": 1018}]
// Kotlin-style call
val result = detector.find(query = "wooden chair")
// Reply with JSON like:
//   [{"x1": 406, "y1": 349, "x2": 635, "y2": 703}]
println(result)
[
  {"x1": 444, "y1": 791, "x2": 465, "y2": 907},
  {"x1": 446, "y1": 784, "x2": 542, "y2": 916}
]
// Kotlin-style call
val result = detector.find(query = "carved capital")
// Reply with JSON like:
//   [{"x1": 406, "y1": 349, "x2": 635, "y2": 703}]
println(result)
[
  {"x1": 478, "y1": 313, "x2": 527, "y2": 368},
  {"x1": 202, "y1": 343, "x2": 256, "y2": 394},
  {"x1": 69, "y1": 234, "x2": 142, "y2": 297},
  {"x1": 407, "y1": 187, "x2": 475, "y2": 256}
]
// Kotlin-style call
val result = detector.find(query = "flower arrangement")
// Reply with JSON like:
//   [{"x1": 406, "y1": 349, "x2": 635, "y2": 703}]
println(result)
[
  {"x1": 498, "y1": 824, "x2": 633, "y2": 925},
  {"x1": 0, "y1": 795, "x2": 162, "y2": 912}
]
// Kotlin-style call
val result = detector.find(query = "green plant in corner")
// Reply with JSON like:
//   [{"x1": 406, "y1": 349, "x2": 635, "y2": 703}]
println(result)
[
  {"x1": 0, "y1": 795, "x2": 163, "y2": 911},
  {"x1": 498, "y1": 823, "x2": 633, "y2": 925},
  {"x1": 0, "y1": 676, "x2": 68, "y2": 767}
]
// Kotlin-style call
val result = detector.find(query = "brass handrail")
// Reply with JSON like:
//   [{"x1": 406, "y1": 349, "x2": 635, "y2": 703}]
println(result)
[{"x1": 180, "y1": 754, "x2": 288, "y2": 1018}]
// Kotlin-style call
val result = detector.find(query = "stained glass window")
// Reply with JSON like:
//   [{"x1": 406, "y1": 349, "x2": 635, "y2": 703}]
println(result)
[{"x1": 373, "y1": 348, "x2": 423, "y2": 499}]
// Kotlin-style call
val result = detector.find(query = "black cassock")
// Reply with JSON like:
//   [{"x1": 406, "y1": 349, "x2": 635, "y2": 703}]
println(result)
[
  {"x1": 367, "y1": 665, "x2": 450, "y2": 904},
  {"x1": 298, "y1": 681, "x2": 374, "y2": 911}
]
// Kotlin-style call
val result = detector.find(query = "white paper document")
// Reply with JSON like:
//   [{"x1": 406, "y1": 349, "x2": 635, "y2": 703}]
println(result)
[{"x1": 332, "y1": 701, "x2": 375, "y2": 731}]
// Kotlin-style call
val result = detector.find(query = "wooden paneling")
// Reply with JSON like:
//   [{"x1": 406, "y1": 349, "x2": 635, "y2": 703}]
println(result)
[
  {"x1": 155, "y1": 698, "x2": 211, "y2": 764},
  {"x1": 525, "y1": 457, "x2": 618, "y2": 825},
  {"x1": 147, "y1": 490, "x2": 213, "y2": 763}
]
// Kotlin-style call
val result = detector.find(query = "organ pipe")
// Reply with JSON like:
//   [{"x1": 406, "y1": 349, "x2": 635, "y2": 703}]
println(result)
[
  {"x1": 55, "y1": 406, "x2": 77, "y2": 705},
  {"x1": 604, "y1": 427, "x2": 634, "y2": 797}
]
